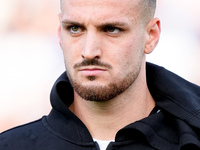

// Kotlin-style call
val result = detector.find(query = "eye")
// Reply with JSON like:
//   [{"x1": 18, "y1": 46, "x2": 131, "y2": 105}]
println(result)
[
  {"x1": 68, "y1": 25, "x2": 82, "y2": 34},
  {"x1": 105, "y1": 27, "x2": 121, "y2": 34}
]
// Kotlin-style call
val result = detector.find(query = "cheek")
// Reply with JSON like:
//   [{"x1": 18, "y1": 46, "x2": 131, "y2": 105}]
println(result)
[
  {"x1": 61, "y1": 30, "x2": 82, "y2": 59},
  {"x1": 61, "y1": 45, "x2": 75, "y2": 76},
  {"x1": 107, "y1": 42, "x2": 134, "y2": 76},
  {"x1": 116, "y1": 41, "x2": 139, "y2": 61},
  {"x1": 117, "y1": 40, "x2": 143, "y2": 70},
  {"x1": 61, "y1": 39, "x2": 82, "y2": 65}
]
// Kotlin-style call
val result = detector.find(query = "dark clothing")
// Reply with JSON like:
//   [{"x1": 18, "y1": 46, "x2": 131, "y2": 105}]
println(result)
[{"x1": 1, "y1": 62, "x2": 200, "y2": 150}]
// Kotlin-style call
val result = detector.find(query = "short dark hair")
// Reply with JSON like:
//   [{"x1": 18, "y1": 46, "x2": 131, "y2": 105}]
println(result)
[
  {"x1": 60, "y1": 0, "x2": 157, "y2": 24},
  {"x1": 139, "y1": 0, "x2": 157, "y2": 25}
]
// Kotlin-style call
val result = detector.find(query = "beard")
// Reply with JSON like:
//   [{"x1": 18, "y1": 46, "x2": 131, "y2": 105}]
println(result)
[{"x1": 66, "y1": 59, "x2": 142, "y2": 102}]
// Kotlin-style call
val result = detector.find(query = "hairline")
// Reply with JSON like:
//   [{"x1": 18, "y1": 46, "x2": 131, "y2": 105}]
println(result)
[
  {"x1": 60, "y1": 0, "x2": 156, "y2": 24},
  {"x1": 138, "y1": 0, "x2": 157, "y2": 25}
]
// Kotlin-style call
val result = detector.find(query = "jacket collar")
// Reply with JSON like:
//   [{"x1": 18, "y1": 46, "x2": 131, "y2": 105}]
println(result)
[
  {"x1": 47, "y1": 62, "x2": 200, "y2": 147},
  {"x1": 146, "y1": 62, "x2": 200, "y2": 128},
  {"x1": 48, "y1": 71, "x2": 94, "y2": 144}
]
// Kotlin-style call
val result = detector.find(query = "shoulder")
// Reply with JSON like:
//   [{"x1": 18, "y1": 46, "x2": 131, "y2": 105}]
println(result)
[
  {"x1": 0, "y1": 117, "x2": 47, "y2": 150},
  {"x1": 0, "y1": 117, "x2": 44, "y2": 136}
]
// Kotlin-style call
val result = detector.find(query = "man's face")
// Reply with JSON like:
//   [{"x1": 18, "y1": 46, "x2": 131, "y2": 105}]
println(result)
[{"x1": 59, "y1": 0, "x2": 148, "y2": 101}]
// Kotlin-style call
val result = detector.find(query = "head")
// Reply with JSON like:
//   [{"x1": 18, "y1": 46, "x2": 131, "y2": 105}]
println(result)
[
  {"x1": 60, "y1": 0, "x2": 156, "y2": 23},
  {"x1": 139, "y1": 0, "x2": 157, "y2": 24},
  {"x1": 58, "y1": 0, "x2": 160, "y2": 101}
]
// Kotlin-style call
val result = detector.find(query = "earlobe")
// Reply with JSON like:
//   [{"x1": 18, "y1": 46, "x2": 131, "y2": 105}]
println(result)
[{"x1": 144, "y1": 18, "x2": 161, "y2": 54}]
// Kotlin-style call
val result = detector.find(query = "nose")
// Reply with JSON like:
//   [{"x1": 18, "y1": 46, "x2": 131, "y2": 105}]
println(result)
[{"x1": 81, "y1": 31, "x2": 102, "y2": 60}]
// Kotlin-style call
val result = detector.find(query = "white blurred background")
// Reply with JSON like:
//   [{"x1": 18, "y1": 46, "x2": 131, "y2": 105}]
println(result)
[{"x1": 0, "y1": 0, "x2": 200, "y2": 132}]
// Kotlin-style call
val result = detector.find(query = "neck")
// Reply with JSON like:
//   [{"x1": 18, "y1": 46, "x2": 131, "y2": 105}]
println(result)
[{"x1": 69, "y1": 65, "x2": 155, "y2": 140}]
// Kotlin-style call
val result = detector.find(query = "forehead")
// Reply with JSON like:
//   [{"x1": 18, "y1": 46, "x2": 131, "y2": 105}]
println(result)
[{"x1": 61, "y1": 0, "x2": 140, "y2": 23}]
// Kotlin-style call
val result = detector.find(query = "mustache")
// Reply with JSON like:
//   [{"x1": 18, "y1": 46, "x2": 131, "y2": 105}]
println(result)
[{"x1": 73, "y1": 59, "x2": 112, "y2": 69}]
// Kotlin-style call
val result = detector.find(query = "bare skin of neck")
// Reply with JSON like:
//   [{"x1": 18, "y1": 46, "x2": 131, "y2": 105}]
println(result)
[{"x1": 69, "y1": 66, "x2": 155, "y2": 141}]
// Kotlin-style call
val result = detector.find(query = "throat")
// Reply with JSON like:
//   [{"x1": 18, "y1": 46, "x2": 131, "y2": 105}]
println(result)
[{"x1": 69, "y1": 92, "x2": 155, "y2": 140}]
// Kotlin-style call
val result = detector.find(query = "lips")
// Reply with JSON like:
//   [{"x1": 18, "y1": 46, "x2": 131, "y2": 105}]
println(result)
[{"x1": 79, "y1": 67, "x2": 106, "y2": 76}]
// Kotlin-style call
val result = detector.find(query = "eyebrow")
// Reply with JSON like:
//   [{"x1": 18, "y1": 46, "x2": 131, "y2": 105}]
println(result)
[
  {"x1": 61, "y1": 19, "x2": 129, "y2": 29},
  {"x1": 62, "y1": 20, "x2": 85, "y2": 27},
  {"x1": 100, "y1": 22, "x2": 129, "y2": 28}
]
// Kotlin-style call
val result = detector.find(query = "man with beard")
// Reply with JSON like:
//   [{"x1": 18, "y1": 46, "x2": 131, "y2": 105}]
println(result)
[{"x1": 1, "y1": 0, "x2": 200, "y2": 149}]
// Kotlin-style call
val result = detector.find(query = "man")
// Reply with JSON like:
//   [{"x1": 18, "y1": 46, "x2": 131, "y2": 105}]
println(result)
[{"x1": 1, "y1": 0, "x2": 200, "y2": 149}]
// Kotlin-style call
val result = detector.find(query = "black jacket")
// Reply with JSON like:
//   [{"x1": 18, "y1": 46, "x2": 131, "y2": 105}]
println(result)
[{"x1": 1, "y1": 63, "x2": 200, "y2": 150}]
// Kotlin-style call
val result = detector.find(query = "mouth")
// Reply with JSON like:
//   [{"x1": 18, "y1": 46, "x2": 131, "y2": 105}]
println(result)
[{"x1": 79, "y1": 67, "x2": 107, "y2": 76}]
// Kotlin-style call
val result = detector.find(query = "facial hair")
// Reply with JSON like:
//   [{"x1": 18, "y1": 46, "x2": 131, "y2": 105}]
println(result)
[{"x1": 66, "y1": 59, "x2": 142, "y2": 102}]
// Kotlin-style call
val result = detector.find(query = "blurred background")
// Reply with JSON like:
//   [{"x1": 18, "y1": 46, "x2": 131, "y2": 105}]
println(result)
[{"x1": 0, "y1": 0, "x2": 200, "y2": 132}]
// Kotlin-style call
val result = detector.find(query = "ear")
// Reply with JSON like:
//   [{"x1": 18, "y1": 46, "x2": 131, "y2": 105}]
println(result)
[
  {"x1": 144, "y1": 18, "x2": 161, "y2": 54},
  {"x1": 58, "y1": 13, "x2": 62, "y2": 45}
]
